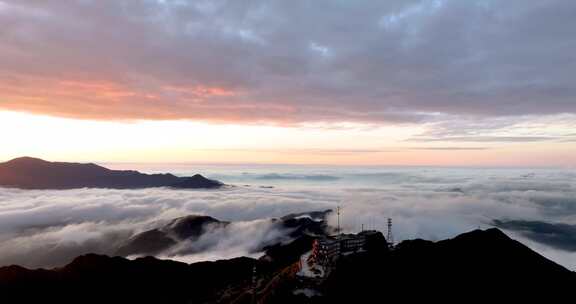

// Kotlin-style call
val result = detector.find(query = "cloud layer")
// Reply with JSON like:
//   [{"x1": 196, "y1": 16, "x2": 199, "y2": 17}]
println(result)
[
  {"x1": 1, "y1": 166, "x2": 576, "y2": 270},
  {"x1": 1, "y1": 0, "x2": 575, "y2": 126}
]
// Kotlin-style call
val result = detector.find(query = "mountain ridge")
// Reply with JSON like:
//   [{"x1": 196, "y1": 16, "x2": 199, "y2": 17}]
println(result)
[
  {"x1": 1, "y1": 228, "x2": 574, "y2": 303},
  {"x1": 0, "y1": 157, "x2": 223, "y2": 189}
]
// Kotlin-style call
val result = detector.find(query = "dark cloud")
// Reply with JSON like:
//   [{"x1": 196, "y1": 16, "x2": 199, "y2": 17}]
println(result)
[{"x1": 0, "y1": 0, "x2": 575, "y2": 125}]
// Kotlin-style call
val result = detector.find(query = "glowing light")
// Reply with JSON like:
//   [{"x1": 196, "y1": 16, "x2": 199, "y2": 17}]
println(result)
[{"x1": 0, "y1": 110, "x2": 574, "y2": 166}]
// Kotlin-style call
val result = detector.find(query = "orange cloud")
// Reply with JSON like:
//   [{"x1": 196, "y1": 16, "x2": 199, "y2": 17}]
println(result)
[{"x1": 0, "y1": 75, "x2": 300, "y2": 123}]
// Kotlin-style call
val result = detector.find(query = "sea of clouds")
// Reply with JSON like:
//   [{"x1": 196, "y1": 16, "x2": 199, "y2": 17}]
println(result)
[{"x1": 1, "y1": 166, "x2": 575, "y2": 270}]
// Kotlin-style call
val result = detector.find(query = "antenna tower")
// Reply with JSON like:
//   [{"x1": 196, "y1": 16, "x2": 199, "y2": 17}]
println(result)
[
  {"x1": 387, "y1": 218, "x2": 394, "y2": 246},
  {"x1": 336, "y1": 206, "x2": 341, "y2": 235}
]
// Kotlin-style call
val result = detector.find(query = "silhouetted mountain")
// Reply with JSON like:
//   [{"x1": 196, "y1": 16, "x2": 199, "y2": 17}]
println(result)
[
  {"x1": 277, "y1": 210, "x2": 333, "y2": 238},
  {"x1": 316, "y1": 228, "x2": 575, "y2": 302},
  {"x1": 0, "y1": 157, "x2": 223, "y2": 189},
  {"x1": 116, "y1": 215, "x2": 229, "y2": 256},
  {"x1": 1, "y1": 228, "x2": 574, "y2": 303},
  {"x1": 256, "y1": 210, "x2": 332, "y2": 251},
  {"x1": 260, "y1": 235, "x2": 316, "y2": 269},
  {"x1": 0, "y1": 253, "x2": 259, "y2": 303}
]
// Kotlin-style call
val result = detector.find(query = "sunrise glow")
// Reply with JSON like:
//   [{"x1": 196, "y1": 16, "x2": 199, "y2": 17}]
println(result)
[{"x1": 0, "y1": 0, "x2": 574, "y2": 166}]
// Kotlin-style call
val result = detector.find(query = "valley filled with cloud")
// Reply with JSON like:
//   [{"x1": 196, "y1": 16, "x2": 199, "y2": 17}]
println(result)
[{"x1": 1, "y1": 167, "x2": 575, "y2": 270}]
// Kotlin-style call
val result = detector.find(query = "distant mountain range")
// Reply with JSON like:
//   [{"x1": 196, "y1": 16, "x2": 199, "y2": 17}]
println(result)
[
  {"x1": 0, "y1": 157, "x2": 223, "y2": 189},
  {"x1": 1, "y1": 224, "x2": 574, "y2": 303}
]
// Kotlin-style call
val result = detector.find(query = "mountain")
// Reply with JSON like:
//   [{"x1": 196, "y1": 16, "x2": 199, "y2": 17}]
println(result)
[
  {"x1": 1, "y1": 228, "x2": 574, "y2": 303},
  {"x1": 0, "y1": 157, "x2": 223, "y2": 189},
  {"x1": 0, "y1": 253, "x2": 259, "y2": 304},
  {"x1": 276, "y1": 210, "x2": 333, "y2": 238},
  {"x1": 115, "y1": 210, "x2": 331, "y2": 257},
  {"x1": 316, "y1": 228, "x2": 575, "y2": 302},
  {"x1": 115, "y1": 215, "x2": 229, "y2": 256}
]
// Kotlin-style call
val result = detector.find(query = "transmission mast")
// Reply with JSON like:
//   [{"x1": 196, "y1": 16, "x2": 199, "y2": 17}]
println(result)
[
  {"x1": 336, "y1": 206, "x2": 341, "y2": 235},
  {"x1": 387, "y1": 218, "x2": 394, "y2": 246}
]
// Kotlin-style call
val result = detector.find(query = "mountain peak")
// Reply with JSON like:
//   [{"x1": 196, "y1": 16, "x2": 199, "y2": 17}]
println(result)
[
  {"x1": 4, "y1": 156, "x2": 49, "y2": 165},
  {"x1": 170, "y1": 174, "x2": 223, "y2": 189},
  {"x1": 452, "y1": 227, "x2": 510, "y2": 242}
]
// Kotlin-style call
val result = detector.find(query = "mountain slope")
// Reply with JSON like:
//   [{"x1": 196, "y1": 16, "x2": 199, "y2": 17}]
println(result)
[
  {"x1": 115, "y1": 210, "x2": 331, "y2": 257},
  {"x1": 0, "y1": 157, "x2": 223, "y2": 189},
  {"x1": 0, "y1": 254, "x2": 258, "y2": 304},
  {"x1": 319, "y1": 228, "x2": 575, "y2": 302},
  {"x1": 1, "y1": 228, "x2": 574, "y2": 303},
  {"x1": 115, "y1": 215, "x2": 229, "y2": 256}
]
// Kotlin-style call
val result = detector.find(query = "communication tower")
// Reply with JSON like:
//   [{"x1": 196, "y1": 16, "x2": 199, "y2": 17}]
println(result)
[{"x1": 387, "y1": 218, "x2": 394, "y2": 246}]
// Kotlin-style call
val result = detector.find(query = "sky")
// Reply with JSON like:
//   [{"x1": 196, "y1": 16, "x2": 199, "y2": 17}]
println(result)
[{"x1": 0, "y1": 0, "x2": 575, "y2": 166}]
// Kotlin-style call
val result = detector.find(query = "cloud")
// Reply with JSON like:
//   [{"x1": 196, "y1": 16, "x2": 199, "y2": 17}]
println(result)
[
  {"x1": 159, "y1": 219, "x2": 288, "y2": 264},
  {"x1": 253, "y1": 173, "x2": 340, "y2": 181},
  {"x1": 408, "y1": 146, "x2": 490, "y2": 150},
  {"x1": 492, "y1": 220, "x2": 576, "y2": 251},
  {"x1": 0, "y1": 0, "x2": 575, "y2": 127},
  {"x1": 187, "y1": 148, "x2": 396, "y2": 155},
  {"x1": 408, "y1": 136, "x2": 563, "y2": 143},
  {"x1": 0, "y1": 186, "x2": 337, "y2": 268},
  {"x1": 1, "y1": 167, "x2": 576, "y2": 270}
]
